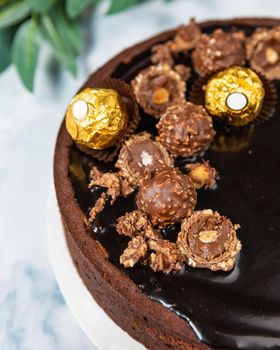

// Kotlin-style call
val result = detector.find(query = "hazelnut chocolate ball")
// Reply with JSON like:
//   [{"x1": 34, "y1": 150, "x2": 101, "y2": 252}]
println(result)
[
  {"x1": 115, "y1": 132, "x2": 173, "y2": 186},
  {"x1": 246, "y1": 26, "x2": 280, "y2": 80},
  {"x1": 131, "y1": 64, "x2": 186, "y2": 117},
  {"x1": 177, "y1": 210, "x2": 241, "y2": 271},
  {"x1": 157, "y1": 102, "x2": 215, "y2": 157},
  {"x1": 192, "y1": 29, "x2": 245, "y2": 76},
  {"x1": 136, "y1": 167, "x2": 197, "y2": 228}
]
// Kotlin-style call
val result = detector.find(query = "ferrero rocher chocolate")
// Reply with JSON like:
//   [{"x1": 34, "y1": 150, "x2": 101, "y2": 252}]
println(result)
[
  {"x1": 115, "y1": 132, "x2": 173, "y2": 187},
  {"x1": 131, "y1": 64, "x2": 186, "y2": 117},
  {"x1": 192, "y1": 29, "x2": 245, "y2": 76},
  {"x1": 136, "y1": 167, "x2": 197, "y2": 228},
  {"x1": 157, "y1": 102, "x2": 215, "y2": 157},
  {"x1": 177, "y1": 209, "x2": 241, "y2": 271},
  {"x1": 205, "y1": 66, "x2": 265, "y2": 126},
  {"x1": 66, "y1": 88, "x2": 128, "y2": 150},
  {"x1": 246, "y1": 26, "x2": 280, "y2": 80}
]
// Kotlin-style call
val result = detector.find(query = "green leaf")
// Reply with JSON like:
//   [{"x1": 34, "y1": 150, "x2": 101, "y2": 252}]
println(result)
[
  {"x1": 50, "y1": 8, "x2": 82, "y2": 54},
  {"x1": 0, "y1": 27, "x2": 13, "y2": 72},
  {"x1": 41, "y1": 13, "x2": 77, "y2": 76},
  {"x1": 27, "y1": 0, "x2": 56, "y2": 13},
  {"x1": 107, "y1": 0, "x2": 138, "y2": 14},
  {"x1": 0, "y1": 1, "x2": 31, "y2": 29},
  {"x1": 66, "y1": 0, "x2": 94, "y2": 18},
  {"x1": 12, "y1": 19, "x2": 39, "y2": 91}
]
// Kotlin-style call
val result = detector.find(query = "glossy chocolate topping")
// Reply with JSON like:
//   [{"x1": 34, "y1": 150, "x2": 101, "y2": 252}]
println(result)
[{"x1": 69, "y1": 22, "x2": 280, "y2": 350}]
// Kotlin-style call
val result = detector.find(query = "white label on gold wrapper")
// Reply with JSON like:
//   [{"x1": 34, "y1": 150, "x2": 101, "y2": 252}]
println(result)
[
  {"x1": 72, "y1": 100, "x2": 88, "y2": 120},
  {"x1": 226, "y1": 92, "x2": 248, "y2": 111}
]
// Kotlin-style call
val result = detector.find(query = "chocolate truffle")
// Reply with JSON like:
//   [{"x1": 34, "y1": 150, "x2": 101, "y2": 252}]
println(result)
[
  {"x1": 177, "y1": 210, "x2": 241, "y2": 272},
  {"x1": 246, "y1": 26, "x2": 280, "y2": 80},
  {"x1": 136, "y1": 167, "x2": 197, "y2": 228},
  {"x1": 115, "y1": 132, "x2": 173, "y2": 187},
  {"x1": 205, "y1": 66, "x2": 265, "y2": 126},
  {"x1": 192, "y1": 29, "x2": 245, "y2": 76},
  {"x1": 157, "y1": 102, "x2": 215, "y2": 157},
  {"x1": 131, "y1": 64, "x2": 186, "y2": 117}
]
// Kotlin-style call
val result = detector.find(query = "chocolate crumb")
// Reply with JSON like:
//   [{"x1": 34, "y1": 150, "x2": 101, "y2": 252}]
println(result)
[
  {"x1": 171, "y1": 18, "x2": 201, "y2": 54},
  {"x1": 120, "y1": 236, "x2": 148, "y2": 268},
  {"x1": 116, "y1": 210, "x2": 162, "y2": 240},
  {"x1": 174, "y1": 64, "x2": 191, "y2": 81},
  {"x1": 151, "y1": 42, "x2": 174, "y2": 66},
  {"x1": 89, "y1": 168, "x2": 134, "y2": 218},
  {"x1": 186, "y1": 161, "x2": 218, "y2": 189},
  {"x1": 89, "y1": 171, "x2": 121, "y2": 204},
  {"x1": 149, "y1": 239, "x2": 184, "y2": 273},
  {"x1": 89, "y1": 192, "x2": 107, "y2": 221}
]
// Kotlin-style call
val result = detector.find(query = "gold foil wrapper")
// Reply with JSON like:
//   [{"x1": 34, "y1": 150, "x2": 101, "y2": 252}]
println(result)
[
  {"x1": 205, "y1": 66, "x2": 265, "y2": 126},
  {"x1": 66, "y1": 88, "x2": 128, "y2": 150}
]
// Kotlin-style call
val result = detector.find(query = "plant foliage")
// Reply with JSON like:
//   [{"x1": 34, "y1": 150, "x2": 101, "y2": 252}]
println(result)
[{"x1": 0, "y1": 0, "x2": 166, "y2": 91}]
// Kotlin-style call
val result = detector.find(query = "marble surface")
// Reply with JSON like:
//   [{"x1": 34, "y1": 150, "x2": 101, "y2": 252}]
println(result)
[{"x1": 0, "y1": 0, "x2": 280, "y2": 349}]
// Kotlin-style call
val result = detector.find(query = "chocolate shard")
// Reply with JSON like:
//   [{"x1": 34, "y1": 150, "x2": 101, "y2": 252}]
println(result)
[
  {"x1": 120, "y1": 236, "x2": 148, "y2": 268},
  {"x1": 148, "y1": 239, "x2": 184, "y2": 273},
  {"x1": 186, "y1": 161, "x2": 218, "y2": 189},
  {"x1": 116, "y1": 210, "x2": 162, "y2": 240}
]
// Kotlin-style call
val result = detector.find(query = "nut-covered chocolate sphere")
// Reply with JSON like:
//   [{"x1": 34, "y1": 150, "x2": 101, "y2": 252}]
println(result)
[
  {"x1": 66, "y1": 88, "x2": 128, "y2": 150},
  {"x1": 115, "y1": 132, "x2": 173, "y2": 186},
  {"x1": 131, "y1": 64, "x2": 186, "y2": 117},
  {"x1": 136, "y1": 167, "x2": 197, "y2": 227},
  {"x1": 157, "y1": 102, "x2": 215, "y2": 157},
  {"x1": 205, "y1": 66, "x2": 265, "y2": 126},
  {"x1": 246, "y1": 26, "x2": 280, "y2": 80},
  {"x1": 192, "y1": 29, "x2": 245, "y2": 76},
  {"x1": 177, "y1": 210, "x2": 241, "y2": 271}
]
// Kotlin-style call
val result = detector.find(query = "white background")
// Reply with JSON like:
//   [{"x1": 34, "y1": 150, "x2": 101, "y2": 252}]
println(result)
[{"x1": 1, "y1": 0, "x2": 280, "y2": 349}]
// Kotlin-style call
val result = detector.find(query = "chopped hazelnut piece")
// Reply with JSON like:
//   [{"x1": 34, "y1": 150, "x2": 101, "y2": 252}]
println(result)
[
  {"x1": 120, "y1": 236, "x2": 148, "y2": 268},
  {"x1": 89, "y1": 192, "x2": 107, "y2": 221},
  {"x1": 116, "y1": 210, "x2": 162, "y2": 240},
  {"x1": 186, "y1": 161, "x2": 218, "y2": 189},
  {"x1": 152, "y1": 88, "x2": 170, "y2": 105},
  {"x1": 149, "y1": 239, "x2": 184, "y2": 273}
]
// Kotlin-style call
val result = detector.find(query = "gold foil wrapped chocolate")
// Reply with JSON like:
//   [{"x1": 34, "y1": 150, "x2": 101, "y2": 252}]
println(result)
[
  {"x1": 205, "y1": 66, "x2": 265, "y2": 126},
  {"x1": 66, "y1": 88, "x2": 128, "y2": 150}
]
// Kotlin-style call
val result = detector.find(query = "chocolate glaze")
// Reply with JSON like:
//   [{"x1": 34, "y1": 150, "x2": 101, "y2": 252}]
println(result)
[{"x1": 69, "y1": 23, "x2": 280, "y2": 350}]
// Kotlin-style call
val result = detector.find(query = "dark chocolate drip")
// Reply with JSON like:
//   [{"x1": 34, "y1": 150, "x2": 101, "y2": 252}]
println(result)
[{"x1": 69, "y1": 23, "x2": 280, "y2": 350}]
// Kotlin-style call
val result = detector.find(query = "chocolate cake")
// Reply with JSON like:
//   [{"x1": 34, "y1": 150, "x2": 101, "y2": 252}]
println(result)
[{"x1": 54, "y1": 18, "x2": 280, "y2": 350}]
